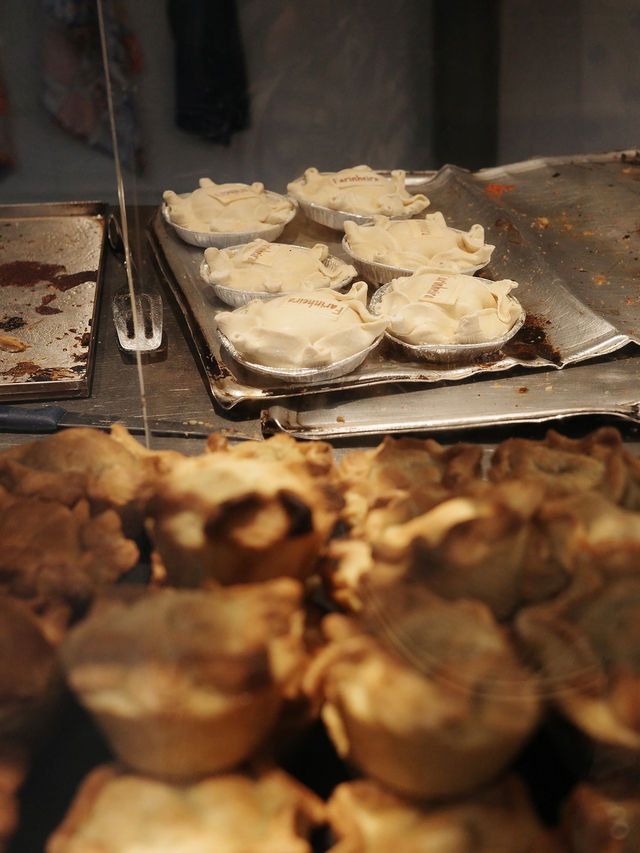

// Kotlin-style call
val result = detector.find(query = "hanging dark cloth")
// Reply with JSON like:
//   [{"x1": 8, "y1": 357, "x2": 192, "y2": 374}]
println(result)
[
  {"x1": 41, "y1": 0, "x2": 144, "y2": 172},
  {"x1": 167, "y1": 0, "x2": 250, "y2": 145}
]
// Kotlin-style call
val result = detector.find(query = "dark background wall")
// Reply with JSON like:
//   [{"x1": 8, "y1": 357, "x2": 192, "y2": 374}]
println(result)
[{"x1": 0, "y1": 0, "x2": 638, "y2": 204}]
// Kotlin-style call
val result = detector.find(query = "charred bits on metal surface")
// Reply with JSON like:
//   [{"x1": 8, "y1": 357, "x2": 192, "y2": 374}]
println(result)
[
  {"x1": 503, "y1": 313, "x2": 562, "y2": 365},
  {"x1": 494, "y1": 218, "x2": 522, "y2": 244},
  {"x1": 0, "y1": 260, "x2": 97, "y2": 291}
]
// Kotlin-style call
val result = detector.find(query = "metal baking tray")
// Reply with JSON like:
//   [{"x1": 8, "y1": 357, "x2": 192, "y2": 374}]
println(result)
[
  {"x1": 0, "y1": 201, "x2": 107, "y2": 401},
  {"x1": 148, "y1": 151, "x2": 640, "y2": 412}
]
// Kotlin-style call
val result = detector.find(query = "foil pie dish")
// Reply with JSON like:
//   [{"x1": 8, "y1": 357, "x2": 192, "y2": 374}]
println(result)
[
  {"x1": 342, "y1": 234, "x2": 489, "y2": 286},
  {"x1": 161, "y1": 193, "x2": 297, "y2": 249},
  {"x1": 369, "y1": 283, "x2": 526, "y2": 365},
  {"x1": 200, "y1": 245, "x2": 356, "y2": 308},
  {"x1": 287, "y1": 174, "x2": 417, "y2": 232},
  {"x1": 216, "y1": 331, "x2": 384, "y2": 386}
]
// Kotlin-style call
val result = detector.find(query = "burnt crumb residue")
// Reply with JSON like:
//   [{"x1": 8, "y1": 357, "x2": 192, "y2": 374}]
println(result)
[
  {"x1": 27, "y1": 366, "x2": 77, "y2": 382},
  {"x1": 0, "y1": 315, "x2": 26, "y2": 332},
  {"x1": 621, "y1": 151, "x2": 640, "y2": 166},
  {"x1": 494, "y1": 218, "x2": 522, "y2": 244},
  {"x1": 36, "y1": 291, "x2": 62, "y2": 315},
  {"x1": 0, "y1": 260, "x2": 97, "y2": 291},
  {"x1": 79, "y1": 331, "x2": 91, "y2": 347},
  {"x1": 504, "y1": 313, "x2": 562, "y2": 365},
  {"x1": 1, "y1": 361, "x2": 77, "y2": 382},
  {"x1": 2, "y1": 360, "x2": 42, "y2": 378}
]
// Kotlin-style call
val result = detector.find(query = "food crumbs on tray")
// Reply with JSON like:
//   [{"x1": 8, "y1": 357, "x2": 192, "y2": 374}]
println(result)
[
  {"x1": 518, "y1": 386, "x2": 529, "y2": 394},
  {"x1": 336, "y1": 416, "x2": 345, "y2": 423},
  {"x1": 485, "y1": 183, "x2": 515, "y2": 198},
  {"x1": 545, "y1": 385, "x2": 553, "y2": 391},
  {"x1": 0, "y1": 333, "x2": 30, "y2": 352}
]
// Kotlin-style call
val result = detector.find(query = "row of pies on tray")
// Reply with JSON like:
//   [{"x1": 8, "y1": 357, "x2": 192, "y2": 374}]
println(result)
[
  {"x1": 162, "y1": 167, "x2": 522, "y2": 377},
  {"x1": 2, "y1": 425, "x2": 640, "y2": 850}
]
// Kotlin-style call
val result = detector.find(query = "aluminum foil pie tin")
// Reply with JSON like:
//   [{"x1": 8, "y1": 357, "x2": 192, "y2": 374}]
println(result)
[
  {"x1": 216, "y1": 331, "x2": 383, "y2": 386},
  {"x1": 287, "y1": 174, "x2": 417, "y2": 232},
  {"x1": 161, "y1": 193, "x2": 297, "y2": 248},
  {"x1": 342, "y1": 234, "x2": 488, "y2": 286},
  {"x1": 200, "y1": 245, "x2": 356, "y2": 307},
  {"x1": 369, "y1": 283, "x2": 526, "y2": 365}
]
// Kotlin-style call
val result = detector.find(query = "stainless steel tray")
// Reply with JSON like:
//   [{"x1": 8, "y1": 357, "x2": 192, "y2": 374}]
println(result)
[
  {"x1": 0, "y1": 201, "x2": 107, "y2": 401},
  {"x1": 148, "y1": 151, "x2": 640, "y2": 412}
]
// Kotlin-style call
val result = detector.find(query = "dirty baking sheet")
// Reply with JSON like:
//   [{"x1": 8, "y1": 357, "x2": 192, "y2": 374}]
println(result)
[
  {"x1": 0, "y1": 201, "x2": 107, "y2": 401},
  {"x1": 148, "y1": 151, "x2": 639, "y2": 411}
]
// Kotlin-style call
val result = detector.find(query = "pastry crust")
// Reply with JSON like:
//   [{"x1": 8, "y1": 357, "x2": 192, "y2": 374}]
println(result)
[
  {"x1": 0, "y1": 595, "x2": 63, "y2": 744},
  {"x1": 515, "y1": 572, "x2": 640, "y2": 749},
  {"x1": 147, "y1": 433, "x2": 342, "y2": 587},
  {"x1": 60, "y1": 579, "x2": 309, "y2": 781},
  {"x1": 304, "y1": 603, "x2": 540, "y2": 800},
  {"x1": 561, "y1": 781, "x2": 640, "y2": 853},
  {"x1": 0, "y1": 487, "x2": 138, "y2": 642},
  {"x1": 327, "y1": 776, "x2": 563, "y2": 852},
  {"x1": 46, "y1": 763, "x2": 326, "y2": 853},
  {"x1": 489, "y1": 427, "x2": 640, "y2": 509}
]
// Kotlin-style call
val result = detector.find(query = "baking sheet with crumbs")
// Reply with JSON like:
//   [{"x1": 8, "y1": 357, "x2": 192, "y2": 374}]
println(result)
[
  {"x1": 148, "y1": 151, "x2": 640, "y2": 413},
  {"x1": 0, "y1": 202, "x2": 107, "y2": 402}
]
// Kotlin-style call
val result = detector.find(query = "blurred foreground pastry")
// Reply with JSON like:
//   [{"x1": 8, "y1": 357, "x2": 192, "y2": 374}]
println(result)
[
  {"x1": 60, "y1": 579, "x2": 309, "y2": 781},
  {"x1": 46, "y1": 764, "x2": 326, "y2": 853},
  {"x1": 304, "y1": 599, "x2": 540, "y2": 800},
  {"x1": 515, "y1": 573, "x2": 640, "y2": 750},
  {"x1": 147, "y1": 433, "x2": 343, "y2": 587},
  {"x1": 561, "y1": 780, "x2": 640, "y2": 853},
  {"x1": 327, "y1": 776, "x2": 562, "y2": 852}
]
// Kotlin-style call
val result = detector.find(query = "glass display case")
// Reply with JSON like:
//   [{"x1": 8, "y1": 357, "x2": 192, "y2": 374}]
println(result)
[{"x1": 1, "y1": 1, "x2": 640, "y2": 851}]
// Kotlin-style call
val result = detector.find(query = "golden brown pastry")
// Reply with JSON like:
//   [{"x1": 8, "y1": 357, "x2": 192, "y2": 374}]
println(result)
[
  {"x1": 0, "y1": 744, "x2": 28, "y2": 853},
  {"x1": 336, "y1": 435, "x2": 483, "y2": 538},
  {"x1": 304, "y1": 598, "x2": 541, "y2": 800},
  {"x1": 60, "y1": 579, "x2": 309, "y2": 781},
  {"x1": 561, "y1": 780, "x2": 640, "y2": 853},
  {"x1": 325, "y1": 479, "x2": 563, "y2": 621},
  {"x1": 0, "y1": 426, "x2": 165, "y2": 539},
  {"x1": 0, "y1": 595, "x2": 63, "y2": 745},
  {"x1": 527, "y1": 490, "x2": 640, "y2": 578},
  {"x1": 488, "y1": 427, "x2": 640, "y2": 509},
  {"x1": 46, "y1": 763, "x2": 326, "y2": 853},
  {"x1": 147, "y1": 433, "x2": 342, "y2": 587},
  {"x1": 0, "y1": 488, "x2": 138, "y2": 642},
  {"x1": 515, "y1": 572, "x2": 640, "y2": 750},
  {"x1": 327, "y1": 776, "x2": 563, "y2": 852}
]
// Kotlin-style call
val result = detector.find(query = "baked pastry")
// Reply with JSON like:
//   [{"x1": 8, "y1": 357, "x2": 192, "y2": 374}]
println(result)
[
  {"x1": 373, "y1": 271, "x2": 522, "y2": 346},
  {"x1": 489, "y1": 427, "x2": 640, "y2": 509},
  {"x1": 0, "y1": 744, "x2": 28, "y2": 853},
  {"x1": 0, "y1": 486, "x2": 139, "y2": 641},
  {"x1": 0, "y1": 425, "x2": 162, "y2": 539},
  {"x1": 326, "y1": 478, "x2": 565, "y2": 621},
  {"x1": 216, "y1": 281, "x2": 386, "y2": 370},
  {"x1": 201, "y1": 239, "x2": 356, "y2": 295},
  {"x1": 327, "y1": 776, "x2": 562, "y2": 852},
  {"x1": 336, "y1": 434, "x2": 483, "y2": 537},
  {"x1": 0, "y1": 595, "x2": 63, "y2": 745},
  {"x1": 523, "y1": 490, "x2": 640, "y2": 579},
  {"x1": 60, "y1": 579, "x2": 309, "y2": 781},
  {"x1": 561, "y1": 780, "x2": 640, "y2": 853},
  {"x1": 304, "y1": 600, "x2": 541, "y2": 800},
  {"x1": 287, "y1": 165, "x2": 429, "y2": 218},
  {"x1": 344, "y1": 211, "x2": 495, "y2": 273},
  {"x1": 163, "y1": 179, "x2": 294, "y2": 233},
  {"x1": 147, "y1": 433, "x2": 343, "y2": 587},
  {"x1": 46, "y1": 763, "x2": 326, "y2": 853},
  {"x1": 515, "y1": 572, "x2": 640, "y2": 750}
]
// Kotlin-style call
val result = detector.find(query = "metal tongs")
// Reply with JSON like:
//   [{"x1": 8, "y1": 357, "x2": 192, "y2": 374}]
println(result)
[{"x1": 108, "y1": 213, "x2": 163, "y2": 352}]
